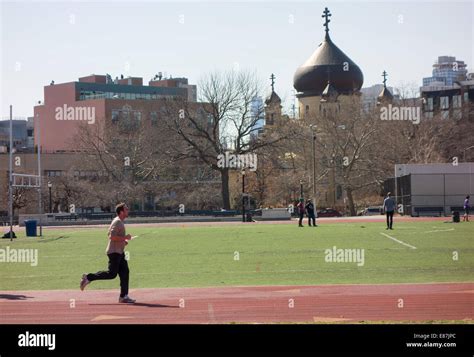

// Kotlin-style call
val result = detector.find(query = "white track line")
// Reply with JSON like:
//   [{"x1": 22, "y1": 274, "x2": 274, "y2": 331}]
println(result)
[
  {"x1": 423, "y1": 229, "x2": 455, "y2": 233},
  {"x1": 380, "y1": 232, "x2": 417, "y2": 250}
]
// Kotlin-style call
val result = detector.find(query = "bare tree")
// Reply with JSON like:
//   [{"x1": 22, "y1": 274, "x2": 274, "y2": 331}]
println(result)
[{"x1": 163, "y1": 70, "x2": 286, "y2": 209}]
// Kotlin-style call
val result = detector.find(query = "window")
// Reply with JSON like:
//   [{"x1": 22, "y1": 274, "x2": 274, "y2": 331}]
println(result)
[
  {"x1": 133, "y1": 111, "x2": 141, "y2": 121},
  {"x1": 112, "y1": 110, "x2": 120, "y2": 123},
  {"x1": 305, "y1": 105, "x2": 309, "y2": 115},
  {"x1": 453, "y1": 109, "x2": 462, "y2": 120},
  {"x1": 150, "y1": 112, "x2": 158, "y2": 126},
  {"x1": 464, "y1": 93, "x2": 469, "y2": 103},
  {"x1": 440, "y1": 96, "x2": 449, "y2": 110},
  {"x1": 426, "y1": 98, "x2": 433, "y2": 111},
  {"x1": 266, "y1": 113, "x2": 273, "y2": 125},
  {"x1": 45, "y1": 170, "x2": 62, "y2": 177},
  {"x1": 452, "y1": 95, "x2": 462, "y2": 108}
]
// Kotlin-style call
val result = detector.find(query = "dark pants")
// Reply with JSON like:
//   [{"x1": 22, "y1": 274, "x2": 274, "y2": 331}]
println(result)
[
  {"x1": 87, "y1": 253, "x2": 129, "y2": 297},
  {"x1": 307, "y1": 214, "x2": 316, "y2": 226},
  {"x1": 298, "y1": 212, "x2": 304, "y2": 226},
  {"x1": 386, "y1": 211, "x2": 394, "y2": 229}
]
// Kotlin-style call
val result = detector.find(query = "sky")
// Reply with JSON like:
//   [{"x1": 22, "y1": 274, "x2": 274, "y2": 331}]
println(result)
[{"x1": 1, "y1": 0, "x2": 473, "y2": 118}]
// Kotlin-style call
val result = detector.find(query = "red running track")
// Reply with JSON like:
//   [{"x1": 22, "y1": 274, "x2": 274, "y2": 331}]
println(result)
[{"x1": 0, "y1": 283, "x2": 472, "y2": 324}]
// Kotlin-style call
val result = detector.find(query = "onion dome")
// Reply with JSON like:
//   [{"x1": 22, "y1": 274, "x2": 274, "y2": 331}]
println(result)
[{"x1": 293, "y1": 7, "x2": 364, "y2": 97}]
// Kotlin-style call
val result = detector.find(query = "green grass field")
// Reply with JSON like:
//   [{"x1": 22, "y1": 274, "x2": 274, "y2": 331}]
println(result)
[{"x1": 0, "y1": 221, "x2": 473, "y2": 291}]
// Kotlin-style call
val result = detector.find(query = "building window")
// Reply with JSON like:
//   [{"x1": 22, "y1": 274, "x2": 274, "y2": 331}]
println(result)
[
  {"x1": 305, "y1": 105, "x2": 309, "y2": 115},
  {"x1": 452, "y1": 95, "x2": 462, "y2": 108},
  {"x1": 424, "y1": 97, "x2": 434, "y2": 111},
  {"x1": 266, "y1": 113, "x2": 273, "y2": 125},
  {"x1": 464, "y1": 93, "x2": 469, "y2": 103},
  {"x1": 112, "y1": 110, "x2": 120, "y2": 123},
  {"x1": 440, "y1": 96, "x2": 449, "y2": 110},
  {"x1": 453, "y1": 109, "x2": 462, "y2": 120},
  {"x1": 150, "y1": 112, "x2": 158, "y2": 126},
  {"x1": 45, "y1": 170, "x2": 62, "y2": 177}
]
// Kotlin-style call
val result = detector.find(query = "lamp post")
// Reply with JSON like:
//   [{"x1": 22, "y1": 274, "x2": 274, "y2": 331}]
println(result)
[
  {"x1": 48, "y1": 182, "x2": 52, "y2": 213},
  {"x1": 299, "y1": 179, "x2": 303, "y2": 200},
  {"x1": 309, "y1": 125, "x2": 317, "y2": 207},
  {"x1": 242, "y1": 168, "x2": 246, "y2": 223}
]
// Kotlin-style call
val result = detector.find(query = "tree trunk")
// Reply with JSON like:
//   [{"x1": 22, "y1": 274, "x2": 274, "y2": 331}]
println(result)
[
  {"x1": 220, "y1": 168, "x2": 231, "y2": 210},
  {"x1": 346, "y1": 188, "x2": 356, "y2": 216}
]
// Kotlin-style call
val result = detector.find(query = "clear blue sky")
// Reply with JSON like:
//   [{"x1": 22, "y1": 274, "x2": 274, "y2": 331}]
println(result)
[{"x1": 1, "y1": 0, "x2": 473, "y2": 118}]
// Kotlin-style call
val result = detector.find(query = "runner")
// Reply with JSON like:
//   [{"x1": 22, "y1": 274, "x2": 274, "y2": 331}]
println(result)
[{"x1": 80, "y1": 203, "x2": 135, "y2": 303}]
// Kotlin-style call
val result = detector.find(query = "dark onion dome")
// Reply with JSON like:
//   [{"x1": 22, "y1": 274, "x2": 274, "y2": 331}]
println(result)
[
  {"x1": 293, "y1": 8, "x2": 363, "y2": 97},
  {"x1": 265, "y1": 90, "x2": 281, "y2": 105}
]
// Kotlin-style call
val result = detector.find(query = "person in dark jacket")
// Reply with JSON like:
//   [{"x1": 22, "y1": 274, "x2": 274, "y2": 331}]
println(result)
[
  {"x1": 463, "y1": 195, "x2": 470, "y2": 222},
  {"x1": 383, "y1": 192, "x2": 396, "y2": 230},
  {"x1": 296, "y1": 199, "x2": 305, "y2": 227},
  {"x1": 305, "y1": 199, "x2": 316, "y2": 227}
]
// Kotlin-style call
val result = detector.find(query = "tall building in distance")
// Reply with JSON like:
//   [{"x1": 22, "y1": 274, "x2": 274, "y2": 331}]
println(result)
[
  {"x1": 0, "y1": 118, "x2": 35, "y2": 153},
  {"x1": 250, "y1": 96, "x2": 264, "y2": 139},
  {"x1": 422, "y1": 56, "x2": 468, "y2": 89},
  {"x1": 420, "y1": 56, "x2": 473, "y2": 120}
]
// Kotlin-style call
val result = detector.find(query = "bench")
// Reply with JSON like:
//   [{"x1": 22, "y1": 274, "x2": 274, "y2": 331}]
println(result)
[{"x1": 413, "y1": 206, "x2": 444, "y2": 217}]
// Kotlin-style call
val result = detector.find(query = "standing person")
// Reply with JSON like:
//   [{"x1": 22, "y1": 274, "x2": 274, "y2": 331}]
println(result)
[
  {"x1": 297, "y1": 199, "x2": 305, "y2": 227},
  {"x1": 463, "y1": 195, "x2": 470, "y2": 222},
  {"x1": 305, "y1": 199, "x2": 317, "y2": 227},
  {"x1": 80, "y1": 203, "x2": 135, "y2": 303},
  {"x1": 383, "y1": 192, "x2": 396, "y2": 230}
]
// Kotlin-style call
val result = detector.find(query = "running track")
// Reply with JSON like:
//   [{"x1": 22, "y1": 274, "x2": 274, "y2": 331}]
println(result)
[{"x1": 1, "y1": 283, "x2": 472, "y2": 324}]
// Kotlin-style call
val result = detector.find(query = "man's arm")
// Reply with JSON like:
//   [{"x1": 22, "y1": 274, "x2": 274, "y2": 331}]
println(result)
[{"x1": 110, "y1": 235, "x2": 131, "y2": 242}]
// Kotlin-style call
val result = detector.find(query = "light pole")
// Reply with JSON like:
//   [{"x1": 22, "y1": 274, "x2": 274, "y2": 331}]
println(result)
[
  {"x1": 299, "y1": 179, "x2": 303, "y2": 200},
  {"x1": 242, "y1": 168, "x2": 246, "y2": 223},
  {"x1": 309, "y1": 125, "x2": 317, "y2": 208},
  {"x1": 48, "y1": 182, "x2": 52, "y2": 213}
]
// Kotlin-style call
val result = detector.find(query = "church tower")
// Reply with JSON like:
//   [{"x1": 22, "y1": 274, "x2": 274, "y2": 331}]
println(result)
[
  {"x1": 377, "y1": 70, "x2": 394, "y2": 105},
  {"x1": 264, "y1": 73, "x2": 282, "y2": 127},
  {"x1": 293, "y1": 7, "x2": 364, "y2": 120}
]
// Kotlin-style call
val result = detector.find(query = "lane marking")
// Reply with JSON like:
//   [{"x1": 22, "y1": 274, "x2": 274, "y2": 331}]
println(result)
[
  {"x1": 91, "y1": 315, "x2": 132, "y2": 321},
  {"x1": 313, "y1": 316, "x2": 351, "y2": 322},
  {"x1": 423, "y1": 229, "x2": 455, "y2": 234},
  {"x1": 275, "y1": 289, "x2": 301, "y2": 294},
  {"x1": 380, "y1": 232, "x2": 417, "y2": 250}
]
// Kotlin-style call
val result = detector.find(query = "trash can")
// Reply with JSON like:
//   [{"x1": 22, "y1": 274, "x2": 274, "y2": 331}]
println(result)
[
  {"x1": 452, "y1": 211, "x2": 460, "y2": 223},
  {"x1": 24, "y1": 220, "x2": 37, "y2": 237}
]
